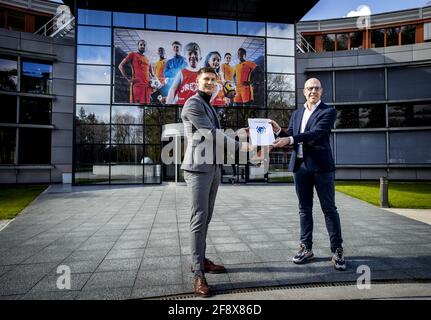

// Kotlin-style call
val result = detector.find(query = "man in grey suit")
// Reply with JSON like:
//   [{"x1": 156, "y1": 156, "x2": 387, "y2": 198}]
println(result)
[{"x1": 181, "y1": 67, "x2": 253, "y2": 297}]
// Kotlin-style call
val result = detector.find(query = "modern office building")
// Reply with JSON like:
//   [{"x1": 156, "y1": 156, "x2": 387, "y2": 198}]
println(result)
[
  {"x1": 1, "y1": 1, "x2": 430, "y2": 185},
  {"x1": 296, "y1": 6, "x2": 431, "y2": 180}
]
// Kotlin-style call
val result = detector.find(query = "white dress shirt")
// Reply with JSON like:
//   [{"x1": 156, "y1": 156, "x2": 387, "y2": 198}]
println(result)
[{"x1": 275, "y1": 100, "x2": 320, "y2": 158}]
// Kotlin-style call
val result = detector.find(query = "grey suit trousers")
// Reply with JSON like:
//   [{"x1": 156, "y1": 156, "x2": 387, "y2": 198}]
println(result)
[{"x1": 184, "y1": 165, "x2": 221, "y2": 272}]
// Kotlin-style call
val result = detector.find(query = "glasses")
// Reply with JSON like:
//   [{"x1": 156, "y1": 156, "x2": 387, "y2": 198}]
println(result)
[{"x1": 305, "y1": 86, "x2": 322, "y2": 91}]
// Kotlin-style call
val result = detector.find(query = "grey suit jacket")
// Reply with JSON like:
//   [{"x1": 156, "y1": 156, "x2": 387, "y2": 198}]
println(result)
[{"x1": 181, "y1": 93, "x2": 240, "y2": 172}]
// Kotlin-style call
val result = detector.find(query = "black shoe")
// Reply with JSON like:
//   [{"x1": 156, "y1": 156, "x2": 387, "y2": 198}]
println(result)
[
  {"x1": 332, "y1": 247, "x2": 346, "y2": 271},
  {"x1": 292, "y1": 243, "x2": 314, "y2": 264}
]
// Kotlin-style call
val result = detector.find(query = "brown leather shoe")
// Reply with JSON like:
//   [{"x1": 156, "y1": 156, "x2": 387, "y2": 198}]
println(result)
[
  {"x1": 194, "y1": 275, "x2": 210, "y2": 297},
  {"x1": 204, "y1": 258, "x2": 227, "y2": 274}
]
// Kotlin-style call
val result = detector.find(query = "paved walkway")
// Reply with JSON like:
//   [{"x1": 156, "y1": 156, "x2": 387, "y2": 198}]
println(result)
[{"x1": 0, "y1": 184, "x2": 430, "y2": 300}]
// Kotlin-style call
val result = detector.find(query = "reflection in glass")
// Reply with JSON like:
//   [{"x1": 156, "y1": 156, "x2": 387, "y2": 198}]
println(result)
[
  {"x1": 267, "y1": 109, "x2": 294, "y2": 129},
  {"x1": 371, "y1": 29, "x2": 385, "y2": 48},
  {"x1": 145, "y1": 125, "x2": 161, "y2": 144},
  {"x1": 76, "y1": 85, "x2": 111, "y2": 104},
  {"x1": 110, "y1": 145, "x2": 144, "y2": 183},
  {"x1": 238, "y1": 21, "x2": 265, "y2": 36},
  {"x1": 208, "y1": 19, "x2": 237, "y2": 34},
  {"x1": 0, "y1": 95, "x2": 17, "y2": 123},
  {"x1": 267, "y1": 56, "x2": 294, "y2": 73},
  {"x1": 389, "y1": 131, "x2": 431, "y2": 164},
  {"x1": 111, "y1": 125, "x2": 143, "y2": 144},
  {"x1": 0, "y1": 56, "x2": 18, "y2": 91},
  {"x1": 20, "y1": 97, "x2": 51, "y2": 125},
  {"x1": 76, "y1": 105, "x2": 110, "y2": 124},
  {"x1": 77, "y1": 45, "x2": 111, "y2": 65},
  {"x1": 268, "y1": 165, "x2": 293, "y2": 183},
  {"x1": 267, "y1": 74, "x2": 295, "y2": 92},
  {"x1": 144, "y1": 107, "x2": 177, "y2": 126},
  {"x1": 218, "y1": 108, "x2": 237, "y2": 129},
  {"x1": 144, "y1": 164, "x2": 161, "y2": 184},
  {"x1": 268, "y1": 92, "x2": 295, "y2": 109},
  {"x1": 112, "y1": 105, "x2": 144, "y2": 124},
  {"x1": 0, "y1": 127, "x2": 16, "y2": 164},
  {"x1": 113, "y1": 12, "x2": 145, "y2": 28},
  {"x1": 18, "y1": 128, "x2": 51, "y2": 164},
  {"x1": 266, "y1": 23, "x2": 294, "y2": 38},
  {"x1": 76, "y1": 124, "x2": 110, "y2": 144},
  {"x1": 237, "y1": 109, "x2": 266, "y2": 127},
  {"x1": 267, "y1": 38, "x2": 294, "y2": 56},
  {"x1": 335, "y1": 69, "x2": 385, "y2": 102},
  {"x1": 336, "y1": 132, "x2": 386, "y2": 164},
  {"x1": 388, "y1": 103, "x2": 431, "y2": 127},
  {"x1": 77, "y1": 26, "x2": 111, "y2": 45},
  {"x1": 322, "y1": 34, "x2": 335, "y2": 51},
  {"x1": 337, "y1": 33, "x2": 348, "y2": 51},
  {"x1": 146, "y1": 14, "x2": 176, "y2": 30},
  {"x1": 75, "y1": 144, "x2": 110, "y2": 184},
  {"x1": 386, "y1": 27, "x2": 400, "y2": 47},
  {"x1": 178, "y1": 17, "x2": 206, "y2": 32},
  {"x1": 145, "y1": 145, "x2": 161, "y2": 163},
  {"x1": 21, "y1": 60, "x2": 52, "y2": 94},
  {"x1": 401, "y1": 25, "x2": 416, "y2": 45},
  {"x1": 77, "y1": 65, "x2": 111, "y2": 84},
  {"x1": 335, "y1": 105, "x2": 385, "y2": 129},
  {"x1": 350, "y1": 31, "x2": 363, "y2": 49},
  {"x1": 78, "y1": 9, "x2": 111, "y2": 26}
]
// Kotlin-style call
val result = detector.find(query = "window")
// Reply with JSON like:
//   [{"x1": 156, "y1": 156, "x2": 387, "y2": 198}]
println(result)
[
  {"x1": 267, "y1": 56, "x2": 294, "y2": 73},
  {"x1": 6, "y1": 9, "x2": 25, "y2": 31},
  {"x1": 387, "y1": 66, "x2": 431, "y2": 100},
  {"x1": 306, "y1": 71, "x2": 333, "y2": 103},
  {"x1": 267, "y1": 39, "x2": 294, "y2": 56},
  {"x1": 350, "y1": 31, "x2": 363, "y2": 49},
  {"x1": 76, "y1": 85, "x2": 111, "y2": 104},
  {"x1": 267, "y1": 74, "x2": 295, "y2": 92},
  {"x1": 389, "y1": 131, "x2": 431, "y2": 164},
  {"x1": 401, "y1": 25, "x2": 416, "y2": 45},
  {"x1": 268, "y1": 92, "x2": 295, "y2": 109},
  {"x1": 238, "y1": 21, "x2": 265, "y2": 36},
  {"x1": 322, "y1": 34, "x2": 335, "y2": 51},
  {"x1": 337, "y1": 33, "x2": 348, "y2": 51},
  {"x1": 111, "y1": 125, "x2": 143, "y2": 144},
  {"x1": 335, "y1": 105, "x2": 386, "y2": 129},
  {"x1": 335, "y1": 69, "x2": 385, "y2": 102},
  {"x1": 388, "y1": 103, "x2": 431, "y2": 127},
  {"x1": 18, "y1": 128, "x2": 51, "y2": 164},
  {"x1": 77, "y1": 65, "x2": 111, "y2": 84},
  {"x1": 77, "y1": 46, "x2": 111, "y2": 65},
  {"x1": 386, "y1": 27, "x2": 400, "y2": 47},
  {"x1": 0, "y1": 127, "x2": 16, "y2": 164},
  {"x1": 112, "y1": 105, "x2": 144, "y2": 124},
  {"x1": 336, "y1": 132, "x2": 386, "y2": 164},
  {"x1": 76, "y1": 105, "x2": 110, "y2": 124},
  {"x1": 0, "y1": 95, "x2": 16, "y2": 123},
  {"x1": 0, "y1": 55, "x2": 18, "y2": 91},
  {"x1": 113, "y1": 12, "x2": 145, "y2": 28},
  {"x1": 77, "y1": 26, "x2": 111, "y2": 45},
  {"x1": 146, "y1": 14, "x2": 176, "y2": 30},
  {"x1": 20, "y1": 97, "x2": 51, "y2": 125},
  {"x1": 178, "y1": 17, "x2": 206, "y2": 33},
  {"x1": 266, "y1": 23, "x2": 294, "y2": 39},
  {"x1": 302, "y1": 35, "x2": 315, "y2": 51},
  {"x1": 21, "y1": 60, "x2": 53, "y2": 94},
  {"x1": 78, "y1": 9, "x2": 111, "y2": 26},
  {"x1": 208, "y1": 19, "x2": 237, "y2": 34},
  {"x1": 371, "y1": 29, "x2": 385, "y2": 48}
]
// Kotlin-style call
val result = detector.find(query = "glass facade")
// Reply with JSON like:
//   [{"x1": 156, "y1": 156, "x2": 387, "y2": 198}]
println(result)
[
  {"x1": 0, "y1": 54, "x2": 53, "y2": 166},
  {"x1": 74, "y1": 9, "x2": 295, "y2": 184}
]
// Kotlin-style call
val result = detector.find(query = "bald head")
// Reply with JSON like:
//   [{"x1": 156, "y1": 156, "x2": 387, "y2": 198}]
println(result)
[{"x1": 303, "y1": 78, "x2": 323, "y2": 107}]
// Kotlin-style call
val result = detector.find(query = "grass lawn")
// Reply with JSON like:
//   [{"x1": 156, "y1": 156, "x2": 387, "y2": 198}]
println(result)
[
  {"x1": 335, "y1": 181, "x2": 431, "y2": 209},
  {"x1": 0, "y1": 185, "x2": 48, "y2": 220}
]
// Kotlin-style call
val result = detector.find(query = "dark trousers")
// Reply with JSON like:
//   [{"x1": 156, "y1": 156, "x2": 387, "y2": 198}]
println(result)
[{"x1": 293, "y1": 161, "x2": 343, "y2": 253}]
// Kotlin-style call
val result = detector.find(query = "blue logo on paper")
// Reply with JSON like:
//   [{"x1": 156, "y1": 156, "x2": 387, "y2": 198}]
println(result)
[{"x1": 256, "y1": 126, "x2": 266, "y2": 134}]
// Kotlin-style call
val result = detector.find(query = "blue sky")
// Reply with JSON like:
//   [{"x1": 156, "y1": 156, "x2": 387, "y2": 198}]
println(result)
[{"x1": 301, "y1": 0, "x2": 431, "y2": 21}]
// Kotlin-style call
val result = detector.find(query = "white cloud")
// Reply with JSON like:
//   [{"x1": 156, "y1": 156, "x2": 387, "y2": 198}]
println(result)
[{"x1": 346, "y1": 5, "x2": 371, "y2": 17}]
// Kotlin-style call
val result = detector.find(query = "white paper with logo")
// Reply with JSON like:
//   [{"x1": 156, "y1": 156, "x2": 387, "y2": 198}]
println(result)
[{"x1": 248, "y1": 118, "x2": 274, "y2": 146}]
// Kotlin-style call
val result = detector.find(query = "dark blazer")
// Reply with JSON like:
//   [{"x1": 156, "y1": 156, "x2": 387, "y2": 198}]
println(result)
[
  {"x1": 279, "y1": 102, "x2": 336, "y2": 173},
  {"x1": 181, "y1": 93, "x2": 239, "y2": 172}
]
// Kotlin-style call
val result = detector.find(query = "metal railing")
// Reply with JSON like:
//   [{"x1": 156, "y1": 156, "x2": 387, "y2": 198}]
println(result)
[
  {"x1": 296, "y1": 32, "x2": 316, "y2": 53},
  {"x1": 34, "y1": 10, "x2": 75, "y2": 38}
]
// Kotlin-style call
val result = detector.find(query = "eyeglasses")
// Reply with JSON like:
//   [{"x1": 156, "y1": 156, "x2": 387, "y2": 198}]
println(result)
[{"x1": 305, "y1": 86, "x2": 322, "y2": 91}]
